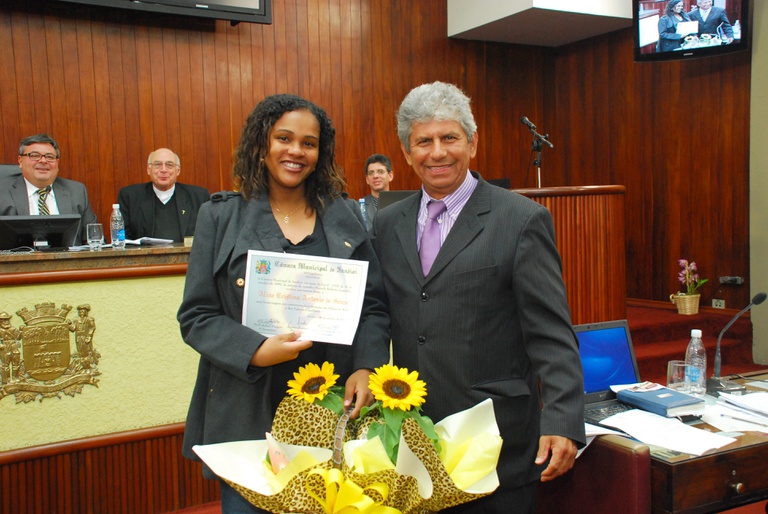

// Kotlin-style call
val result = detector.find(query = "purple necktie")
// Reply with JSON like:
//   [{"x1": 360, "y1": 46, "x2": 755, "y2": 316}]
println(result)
[{"x1": 419, "y1": 200, "x2": 446, "y2": 276}]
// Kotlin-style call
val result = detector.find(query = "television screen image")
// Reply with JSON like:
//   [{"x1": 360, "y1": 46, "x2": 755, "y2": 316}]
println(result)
[
  {"x1": 0, "y1": 215, "x2": 82, "y2": 251},
  {"x1": 634, "y1": 0, "x2": 750, "y2": 62}
]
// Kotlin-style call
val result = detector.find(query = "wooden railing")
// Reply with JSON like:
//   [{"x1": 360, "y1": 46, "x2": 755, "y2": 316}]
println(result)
[
  {"x1": 0, "y1": 423, "x2": 219, "y2": 514},
  {"x1": 517, "y1": 185, "x2": 627, "y2": 324}
]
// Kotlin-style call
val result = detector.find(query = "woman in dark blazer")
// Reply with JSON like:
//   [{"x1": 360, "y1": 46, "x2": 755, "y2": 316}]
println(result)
[
  {"x1": 657, "y1": 0, "x2": 693, "y2": 52},
  {"x1": 177, "y1": 94, "x2": 390, "y2": 513}
]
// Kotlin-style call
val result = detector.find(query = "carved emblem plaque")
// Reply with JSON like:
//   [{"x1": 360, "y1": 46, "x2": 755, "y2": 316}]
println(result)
[{"x1": 0, "y1": 302, "x2": 101, "y2": 403}]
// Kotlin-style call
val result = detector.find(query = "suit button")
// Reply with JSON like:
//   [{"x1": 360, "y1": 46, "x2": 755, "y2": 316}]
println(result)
[
  {"x1": 421, "y1": 292, "x2": 429, "y2": 301},
  {"x1": 417, "y1": 336, "x2": 426, "y2": 344},
  {"x1": 236, "y1": 278, "x2": 245, "y2": 287}
]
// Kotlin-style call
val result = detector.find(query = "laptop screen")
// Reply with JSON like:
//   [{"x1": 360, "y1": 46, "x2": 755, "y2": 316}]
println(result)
[
  {"x1": 575, "y1": 319, "x2": 640, "y2": 396},
  {"x1": 377, "y1": 190, "x2": 418, "y2": 210}
]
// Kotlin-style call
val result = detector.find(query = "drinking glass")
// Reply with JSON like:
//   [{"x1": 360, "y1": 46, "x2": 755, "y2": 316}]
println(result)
[
  {"x1": 667, "y1": 360, "x2": 688, "y2": 392},
  {"x1": 86, "y1": 223, "x2": 104, "y2": 251}
]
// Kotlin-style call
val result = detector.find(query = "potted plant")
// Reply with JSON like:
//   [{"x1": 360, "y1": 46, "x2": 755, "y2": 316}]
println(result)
[{"x1": 670, "y1": 259, "x2": 709, "y2": 315}]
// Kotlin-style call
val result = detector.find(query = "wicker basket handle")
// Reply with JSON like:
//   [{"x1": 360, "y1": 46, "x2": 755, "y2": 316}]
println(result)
[{"x1": 332, "y1": 406, "x2": 354, "y2": 469}]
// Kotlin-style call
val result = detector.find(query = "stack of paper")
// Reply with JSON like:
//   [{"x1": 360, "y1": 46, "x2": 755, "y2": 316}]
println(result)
[{"x1": 714, "y1": 392, "x2": 768, "y2": 429}]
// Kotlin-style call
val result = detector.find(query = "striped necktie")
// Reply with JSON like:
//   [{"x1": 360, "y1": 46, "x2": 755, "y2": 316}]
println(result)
[{"x1": 37, "y1": 186, "x2": 51, "y2": 215}]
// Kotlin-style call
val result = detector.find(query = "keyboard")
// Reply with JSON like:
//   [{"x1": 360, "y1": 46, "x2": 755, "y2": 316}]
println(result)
[{"x1": 584, "y1": 401, "x2": 634, "y2": 424}]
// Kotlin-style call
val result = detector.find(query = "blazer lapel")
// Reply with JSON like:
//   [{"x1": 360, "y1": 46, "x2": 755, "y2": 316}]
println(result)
[
  {"x1": 52, "y1": 179, "x2": 74, "y2": 214},
  {"x1": 10, "y1": 177, "x2": 30, "y2": 215},
  {"x1": 393, "y1": 194, "x2": 425, "y2": 282},
  {"x1": 175, "y1": 185, "x2": 193, "y2": 236},
  {"x1": 139, "y1": 184, "x2": 156, "y2": 234}
]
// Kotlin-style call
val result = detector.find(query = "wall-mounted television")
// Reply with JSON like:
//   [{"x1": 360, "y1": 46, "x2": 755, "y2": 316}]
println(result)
[
  {"x1": 56, "y1": 0, "x2": 271, "y2": 25},
  {"x1": 633, "y1": 0, "x2": 750, "y2": 62}
]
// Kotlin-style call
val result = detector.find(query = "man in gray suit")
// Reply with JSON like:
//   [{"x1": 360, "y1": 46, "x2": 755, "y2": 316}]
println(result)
[
  {"x1": 372, "y1": 82, "x2": 585, "y2": 513},
  {"x1": 0, "y1": 133, "x2": 97, "y2": 244}
]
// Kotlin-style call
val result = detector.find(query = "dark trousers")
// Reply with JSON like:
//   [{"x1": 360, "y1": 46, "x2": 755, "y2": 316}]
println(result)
[
  {"x1": 441, "y1": 481, "x2": 538, "y2": 514},
  {"x1": 219, "y1": 481, "x2": 269, "y2": 514}
]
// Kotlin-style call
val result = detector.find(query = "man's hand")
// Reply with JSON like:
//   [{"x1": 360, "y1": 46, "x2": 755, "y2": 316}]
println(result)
[
  {"x1": 250, "y1": 331, "x2": 313, "y2": 367},
  {"x1": 344, "y1": 369, "x2": 374, "y2": 419},
  {"x1": 535, "y1": 435, "x2": 577, "y2": 482}
]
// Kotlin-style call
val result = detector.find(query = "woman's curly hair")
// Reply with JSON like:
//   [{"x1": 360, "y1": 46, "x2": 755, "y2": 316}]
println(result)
[{"x1": 232, "y1": 94, "x2": 346, "y2": 210}]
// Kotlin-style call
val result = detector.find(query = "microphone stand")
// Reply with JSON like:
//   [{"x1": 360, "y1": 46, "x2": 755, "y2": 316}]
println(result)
[
  {"x1": 527, "y1": 128, "x2": 553, "y2": 188},
  {"x1": 706, "y1": 292, "x2": 767, "y2": 397}
]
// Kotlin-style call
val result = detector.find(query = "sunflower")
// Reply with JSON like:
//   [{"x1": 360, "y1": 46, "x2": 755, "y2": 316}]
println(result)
[
  {"x1": 369, "y1": 364, "x2": 427, "y2": 411},
  {"x1": 286, "y1": 362, "x2": 340, "y2": 403}
]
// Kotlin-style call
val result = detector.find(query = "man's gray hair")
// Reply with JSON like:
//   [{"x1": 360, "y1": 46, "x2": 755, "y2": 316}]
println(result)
[{"x1": 396, "y1": 82, "x2": 477, "y2": 152}]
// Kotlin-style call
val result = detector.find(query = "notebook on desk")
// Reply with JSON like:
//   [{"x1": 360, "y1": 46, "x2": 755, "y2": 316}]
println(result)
[{"x1": 577, "y1": 319, "x2": 642, "y2": 425}]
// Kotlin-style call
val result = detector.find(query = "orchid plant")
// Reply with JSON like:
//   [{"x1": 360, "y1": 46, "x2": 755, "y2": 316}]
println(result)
[{"x1": 677, "y1": 259, "x2": 709, "y2": 295}]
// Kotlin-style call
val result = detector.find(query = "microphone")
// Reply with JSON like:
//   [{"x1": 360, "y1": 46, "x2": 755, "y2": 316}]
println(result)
[
  {"x1": 520, "y1": 116, "x2": 536, "y2": 130},
  {"x1": 706, "y1": 291, "x2": 767, "y2": 396}
]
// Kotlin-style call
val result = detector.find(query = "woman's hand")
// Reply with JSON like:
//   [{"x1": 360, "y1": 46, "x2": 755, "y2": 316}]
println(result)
[
  {"x1": 250, "y1": 331, "x2": 313, "y2": 367},
  {"x1": 343, "y1": 369, "x2": 374, "y2": 420}
]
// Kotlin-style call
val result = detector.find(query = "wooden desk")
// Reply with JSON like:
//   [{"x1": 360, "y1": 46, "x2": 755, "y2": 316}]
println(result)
[{"x1": 650, "y1": 372, "x2": 768, "y2": 513}]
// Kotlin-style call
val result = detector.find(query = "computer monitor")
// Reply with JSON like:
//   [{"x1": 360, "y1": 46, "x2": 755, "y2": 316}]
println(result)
[{"x1": 0, "y1": 214, "x2": 82, "y2": 250}]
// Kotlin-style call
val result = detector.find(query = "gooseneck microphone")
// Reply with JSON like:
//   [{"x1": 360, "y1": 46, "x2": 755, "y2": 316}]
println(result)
[
  {"x1": 706, "y1": 291, "x2": 767, "y2": 396},
  {"x1": 520, "y1": 116, "x2": 536, "y2": 131}
]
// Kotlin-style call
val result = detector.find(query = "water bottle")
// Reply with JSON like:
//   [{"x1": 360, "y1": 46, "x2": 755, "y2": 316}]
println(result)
[
  {"x1": 358, "y1": 198, "x2": 372, "y2": 231},
  {"x1": 110, "y1": 203, "x2": 126, "y2": 250},
  {"x1": 684, "y1": 329, "x2": 707, "y2": 395}
]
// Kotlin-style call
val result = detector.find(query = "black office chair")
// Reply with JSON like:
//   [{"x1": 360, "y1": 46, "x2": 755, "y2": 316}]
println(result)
[{"x1": 0, "y1": 163, "x2": 21, "y2": 179}]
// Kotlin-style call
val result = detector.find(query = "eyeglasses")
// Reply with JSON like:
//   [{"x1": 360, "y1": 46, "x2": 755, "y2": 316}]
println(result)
[
  {"x1": 151, "y1": 161, "x2": 178, "y2": 170},
  {"x1": 366, "y1": 169, "x2": 390, "y2": 177},
  {"x1": 21, "y1": 152, "x2": 58, "y2": 162}
]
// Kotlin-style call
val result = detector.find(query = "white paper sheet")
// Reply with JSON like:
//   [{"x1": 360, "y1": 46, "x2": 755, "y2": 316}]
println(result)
[{"x1": 598, "y1": 409, "x2": 735, "y2": 456}]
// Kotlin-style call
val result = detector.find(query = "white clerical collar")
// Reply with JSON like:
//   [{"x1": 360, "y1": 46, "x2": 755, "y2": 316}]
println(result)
[{"x1": 153, "y1": 184, "x2": 176, "y2": 204}]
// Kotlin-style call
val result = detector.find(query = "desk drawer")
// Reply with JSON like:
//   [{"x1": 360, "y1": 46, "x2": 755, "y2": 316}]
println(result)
[{"x1": 652, "y1": 444, "x2": 768, "y2": 513}]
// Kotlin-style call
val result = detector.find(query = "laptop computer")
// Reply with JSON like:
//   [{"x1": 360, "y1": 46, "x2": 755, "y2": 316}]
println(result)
[
  {"x1": 576, "y1": 319, "x2": 642, "y2": 425},
  {"x1": 377, "y1": 190, "x2": 418, "y2": 210}
]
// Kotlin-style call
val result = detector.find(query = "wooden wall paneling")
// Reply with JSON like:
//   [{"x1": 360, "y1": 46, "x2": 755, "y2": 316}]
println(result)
[
  {"x1": 0, "y1": 1, "x2": 754, "y2": 307},
  {"x1": 0, "y1": 12, "x2": 20, "y2": 156},
  {"x1": 520, "y1": 186, "x2": 627, "y2": 324},
  {"x1": 0, "y1": 424, "x2": 219, "y2": 514}
]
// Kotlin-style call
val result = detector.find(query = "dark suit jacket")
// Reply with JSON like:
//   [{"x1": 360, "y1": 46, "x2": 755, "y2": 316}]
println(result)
[
  {"x1": 0, "y1": 174, "x2": 97, "y2": 244},
  {"x1": 362, "y1": 193, "x2": 379, "y2": 233},
  {"x1": 372, "y1": 173, "x2": 585, "y2": 492},
  {"x1": 362, "y1": 193, "x2": 379, "y2": 221},
  {"x1": 689, "y1": 7, "x2": 733, "y2": 39},
  {"x1": 657, "y1": 13, "x2": 692, "y2": 52},
  {"x1": 117, "y1": 182, "x2": 210, "y2": 241},
  {"x1": 177, "y1": 193, "x2": 390, "y2": 476}
]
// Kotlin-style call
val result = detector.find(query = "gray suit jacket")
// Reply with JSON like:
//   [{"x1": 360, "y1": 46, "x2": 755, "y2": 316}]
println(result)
[
  {"x1": 0, "y1": 174, "x2": 98, "y2": 244},
  {"x1": 372, "y1": 173, "x2": 585, "y2": 490},
  {"x1": 177, "y1": 193, "x2": 390, "y2": 474},
  {"x1": 117, "y1": 182, "x2": 210, "y2": 241}
]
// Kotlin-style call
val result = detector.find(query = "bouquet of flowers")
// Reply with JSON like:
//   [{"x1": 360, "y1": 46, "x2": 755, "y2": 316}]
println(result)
[{"x1": 193, "y1": 362, "x2": 502, "y2": 514}]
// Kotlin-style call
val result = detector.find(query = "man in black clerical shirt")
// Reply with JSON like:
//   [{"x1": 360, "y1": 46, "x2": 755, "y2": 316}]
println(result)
[{"x1": 117, "y1": 148, "x2": 209, "y2": 242}]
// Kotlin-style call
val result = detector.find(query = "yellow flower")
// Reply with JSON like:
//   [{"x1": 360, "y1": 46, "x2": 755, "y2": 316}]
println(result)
[
  {"x1": 287, "y1": 362, "x2": 339, "y2": 403},
  {"x1": 369, "y1": 364, "x2": 427, "y2": 411}
]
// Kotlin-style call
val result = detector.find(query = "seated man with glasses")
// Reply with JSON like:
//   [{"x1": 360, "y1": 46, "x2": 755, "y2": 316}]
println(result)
[
  {"x1": 117, "y1": 148, "x2": 209, "y2": 242},
  {"x1": 361, "y1": 153, "x2": 394, "y2": 230},
  {"x1": 0, "y1": 133, "x2": 97, "y2": 244}
]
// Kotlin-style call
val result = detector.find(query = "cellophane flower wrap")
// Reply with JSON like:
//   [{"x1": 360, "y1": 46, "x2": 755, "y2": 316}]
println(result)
[{"x1": 192, "y1": 362, "x2": 502, "y2": 514}]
